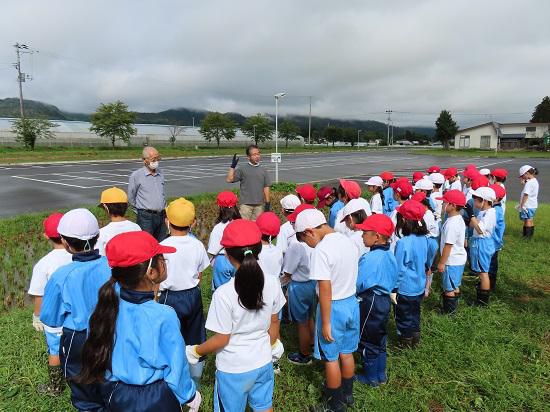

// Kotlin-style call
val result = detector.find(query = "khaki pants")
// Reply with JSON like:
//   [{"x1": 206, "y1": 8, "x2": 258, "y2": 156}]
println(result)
[{"x1": 239, "y1": 204, "x2": 264, "y2": 221}]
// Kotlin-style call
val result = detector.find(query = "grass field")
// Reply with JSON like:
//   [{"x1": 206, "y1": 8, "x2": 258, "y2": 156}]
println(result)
[
  {"x1": 0, "y1": 198, "x2": 548, "y2": 411},
  {"x1": 0, "y1": 145, "x2": 372, "y2": 164},
  {"x1": 414, "y1": 148, "x2": 550, "y2": 159}
]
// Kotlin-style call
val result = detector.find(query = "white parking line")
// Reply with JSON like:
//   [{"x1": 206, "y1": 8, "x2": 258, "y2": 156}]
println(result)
[{"x1": 12, "y1": 175, "x2": 89, "y2": 189}]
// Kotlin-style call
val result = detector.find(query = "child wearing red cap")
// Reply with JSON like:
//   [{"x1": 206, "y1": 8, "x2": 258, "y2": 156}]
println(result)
[
  {"x1": 296, "y1": 184, "x2": 317, "y2": 205},
  {"x1": 354, "y1": 214, "x2": 398, "y2": 387},
  {"x1": 27, "y1": 213, "x2": 72, "y2": 395},
  {"x1": 79, "y1": 231, "x2": 201, "y2": 412},
  {"x1": 489, "y1": 184, "x2": 506, "y2": 291},
  {"x1": 490, "y1": 168, "x2": 508, "y2": 214},
  {"x1": 294, "y1": 209, "x2": 360, "y2": 411},
  {"x1": 209, "y1": 192, "x2": 241, "y2": 290},
  {"x1": 393, "y1": 200, "x2": 430, "y2": 347},
  {"x1": 256, "y1": 212, "x2": 284, "y2": 279},
  {"x1": 436, "y1": 190, "x2": 467, "y2": 314},
  {"x1": 334, "y1": 179, "x2": 362, "y2": 236},
  {"x1": 317, "y1": 186, "x2": 343, "y2": 228},
  {"x1": 186, "y1": 219, "x2": 286, "y2": 412},
  {"x1": 380, "y1": 171, "x2": 397, "y2": 216},
  {"x1": 388, "y1": 179, "x2": 413, "y2": 252},
  {"x1": 443, "y1": 168, "x2": 462, "y2": 192}
]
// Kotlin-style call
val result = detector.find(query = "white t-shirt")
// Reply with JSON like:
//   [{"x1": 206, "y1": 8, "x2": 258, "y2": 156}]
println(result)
[
  {"x1": 97, "y1": 220, "x2": 142, "y2": 256},
  {"x1": 28, "y1": 249, "x2": 73, "y2": 296},
  {"x1": 310, "y1": 232, "x2": 359, "y2": 300},
  {"x1": 160, "y1": 235, "x2": 210, "y2": 290},
  {"x1": 205, "y1": 276, "x2": 286, "y2": 373},
  {"x1": 389, "y1": 209, "x2": 399, "y2": 253},
  {"x1": 283, "y1": 241, "x2": 312, "y2": 282},
  {"x1": 424, "y1": 209, "x2": 439, "y2": 238},
  {"x1": 334, "y1": 208, "x2": 354, "y2": 237},
  {"x1": 521, "y1": 178, "x2": 539, "y2": 209},
  {"x1": 258, "y1": 243, "x2": 283, "y2": 279},
  {"x1": 370, "y1": 193, "x2": 383, "y2": 214},
  {"x1": 440, "y1": 215, "x2": 467, "y2": 266},
  {"x1": 497, "y1": 182, "x2": 507, "y2": 214},
  {"x1": 208, "y1": 221, "x2": 229, "y2": 255},
  {"x1": 276, "y1": 221, "x2": 296, "y2": 254},
  {"x1": 350, "y1": 230, "x2": 368, "y2": 256},
  {"x1": 430, "y1": 191, "x2": 444, "y2": 220},
  {"x1": 472, "y1": 208, "x2": 496, "y2": 238}
]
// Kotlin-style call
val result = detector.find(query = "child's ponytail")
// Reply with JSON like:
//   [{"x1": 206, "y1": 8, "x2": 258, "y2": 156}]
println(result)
[
  {"x1": 377, "y1": 186, "x2": 385, "y2": 205},
  {"x1": 226, "y1": 243, "x2": 265, "y2": 311}
]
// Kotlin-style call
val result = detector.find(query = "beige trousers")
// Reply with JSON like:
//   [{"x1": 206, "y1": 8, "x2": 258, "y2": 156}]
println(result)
[{"x1": 239, "y1": 204, "x2": 264, "y2": 221}]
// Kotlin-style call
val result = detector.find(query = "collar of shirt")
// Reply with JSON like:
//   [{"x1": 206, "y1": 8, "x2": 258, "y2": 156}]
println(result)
[
  {"x1": 248, "y1": 161, "x2": 260, "y2": 167},
  {"x1": 142, "y1": 166, "x2": 161, "y2": 176},
  {"x1": 370, "y1": 244, "x2": 390, "y2": 252},
  {"x1": 72, "y1": 249, "x2": 101, "y2": 262},
  {"x1": 120, "y1": 287, "x2": 155, "y2": 304}
]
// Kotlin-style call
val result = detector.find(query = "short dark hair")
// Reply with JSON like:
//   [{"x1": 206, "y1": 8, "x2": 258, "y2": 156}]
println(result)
[
  {"x1": 103, "y1": 203, "x2": 128, "y2": 217},
  {"x1": 246, "y1": 144, "x2": 259, "y2": 156},
  {"x1": 169, "y1": 222, "x2": 190, "y2": 232},
  {"x1": 61, "y1": 234, "x2": 99, "y2": 252}
]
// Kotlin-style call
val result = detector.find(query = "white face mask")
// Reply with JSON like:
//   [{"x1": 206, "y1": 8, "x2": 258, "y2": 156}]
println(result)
[{"x1": 149, "y1": 161, "x2": 159, "y2": 170}]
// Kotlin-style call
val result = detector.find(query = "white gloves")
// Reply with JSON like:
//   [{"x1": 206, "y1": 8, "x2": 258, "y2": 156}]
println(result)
[
  {"x1": 390, "y1": 293, "x2": 397, "y2": 305},
  {"x1": 186, "y1": 390, "x2": 202, "y2": 412},
  {"x1": 32, "y1": 313, "x2": 44, "y2": 332},
  {"x1": 271, "y1": 339, "x2": 284, "y2": 362},
  {"x1": 186, "y1": 345, "x2": 201, "y2": 366},
  {"x1": 424, "y1": 274, "x2": 433, "y2": 298}
]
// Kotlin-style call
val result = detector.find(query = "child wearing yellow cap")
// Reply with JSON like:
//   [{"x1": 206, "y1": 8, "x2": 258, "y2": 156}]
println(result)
[
  {"x1": 96, "y1": 187, "x2": 141, "y2": 255},
  {"x1": 160, "y1": 198, "x2": 210, "y2": 388}
]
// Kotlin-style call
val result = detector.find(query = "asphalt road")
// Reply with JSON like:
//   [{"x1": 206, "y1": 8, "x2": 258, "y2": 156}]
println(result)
[{"x1": 0, "y1": 150, "x2": 546, "y2": 217}]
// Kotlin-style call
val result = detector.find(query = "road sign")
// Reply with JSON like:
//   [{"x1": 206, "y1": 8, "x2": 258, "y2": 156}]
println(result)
[{"x1": 271, "y1": 153, "x2": 282, "y2": 163}]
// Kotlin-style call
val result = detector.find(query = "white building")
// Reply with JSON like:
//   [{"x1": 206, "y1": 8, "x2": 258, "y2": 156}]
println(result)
[{"x1": 454, "y1": 121, "x2": 550, "y2": 150}]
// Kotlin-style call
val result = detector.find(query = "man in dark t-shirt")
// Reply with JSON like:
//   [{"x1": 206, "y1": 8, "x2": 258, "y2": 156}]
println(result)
[{"x1": 226, "y1": 145, "x2": 271, "y2": 221}]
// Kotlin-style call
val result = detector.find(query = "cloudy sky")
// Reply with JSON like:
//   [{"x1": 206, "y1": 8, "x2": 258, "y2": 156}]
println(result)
[{"x1": 0, "y1": 0, "x2": 549, "y2": 127}]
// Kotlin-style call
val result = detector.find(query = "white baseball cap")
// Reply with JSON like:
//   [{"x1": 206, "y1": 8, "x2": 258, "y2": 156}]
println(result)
[
  {"x1": 479, "y1": 168, "x2": 491, "y2": 176},
  {"x1": 471, "y1": 187, "x2": 496, "y2": 202},
  {"x1": 340, "y1": 198, "x2": 372, "y2": 222},
  {"x1": 57, "y1": 208, "x2": 100, "y2": 240},
  {"x1": 294, "y1": 209, "x2": 327, "y2": 233},
  {"x1": 365, "y1": 176, "x2": 383, "y2": 187},
  {"x1": 280, "y1": 194, "x2": 301, "y2": 211},
  {"x1": 519, "y1": 165, "x2": 533, "y2": 177},
  {"x1": 414, "y1": 177, "x2": 434, "y2": 191},
  {"x1": 428, "y1": 172, "x2": 445, "y2": 185}
]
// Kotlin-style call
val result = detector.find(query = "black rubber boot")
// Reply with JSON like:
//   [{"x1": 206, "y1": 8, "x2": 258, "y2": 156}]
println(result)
[
  {"x1": 398, "y1": 335, "x2": 414, "y2": 348},
  {"x1": 311, "y1": 387, "x2": 346, "y2": 412},
  {"x1": 412, "y1": 332, "x2": 421, "y2": 347},
  {"x1": 37, "y1": 365, "x2": 65, "y2": 396},
  {"x1": 476, "y1": 287, "x2": 490, "y2": 306},
  {"x1": 342, "y1": 377, "x2": 354, "y2": 406},
  {"x1": 525, "y1": 227, "x2": 534, "y2": 239},
  {"x1": 522, "y1": 226, "x2": 527, "y2": 238},
  {"x1": 489, "y1": 273, "x2": 497, "y2": 292},
  {"x1": 442, "y1": 294, "x2": 459, "y2": 314}
]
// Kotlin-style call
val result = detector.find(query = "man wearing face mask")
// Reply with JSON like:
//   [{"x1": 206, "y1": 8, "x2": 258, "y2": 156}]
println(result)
[
  {"x1": 226, "y1": 144, "x2": 271, "y2": 221},
  {"x1": 128, "y1": 146, "x2": 167, "y2": 240}
]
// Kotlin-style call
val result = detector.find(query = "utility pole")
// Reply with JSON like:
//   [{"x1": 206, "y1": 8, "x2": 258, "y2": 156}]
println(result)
[
  {"x1": 14, "y1": 43, "x2": 31, "y2": 119},
  {"x1": 385, "y1": 109, "x2": 392, "y2": 146},
  {"x1": 308, "y1": 96, "x2": 312, "y2": 146},
  {"x1": 357, "y1": 129, "x2": 361, "y2": 149}
]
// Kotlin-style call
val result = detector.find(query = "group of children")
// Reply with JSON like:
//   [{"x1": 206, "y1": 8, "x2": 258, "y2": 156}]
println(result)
[{"x1": 27, "y1": 163, "x2": 539, "y2": 412}]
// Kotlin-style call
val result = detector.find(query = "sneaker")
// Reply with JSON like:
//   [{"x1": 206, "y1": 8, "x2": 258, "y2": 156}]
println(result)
[
  {"x1": 273, "y1": 361, "x2": 281, "y2": 374},
  {"x1": 287, "y1": 352, "x2": 313, "y2": 365}
]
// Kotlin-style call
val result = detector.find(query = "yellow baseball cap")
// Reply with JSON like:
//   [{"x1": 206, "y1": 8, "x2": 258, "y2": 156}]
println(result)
[
  {"x1": 99, "y1": 187, "x2": 128, "y2": 204},
  {"x1": 166, "y1": 198, "x2": 195, "y2": 227}
]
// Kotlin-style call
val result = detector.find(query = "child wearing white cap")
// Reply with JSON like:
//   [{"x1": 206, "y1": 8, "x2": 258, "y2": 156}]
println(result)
[
  {"x1": 517, "y1": 165, "x2": 539, "y2": 239},
  {"x1": 365, "y1": 176, "x2": 384, "y2": 214},
  {"x1": 277, "y1": 194, "x2": 301, "y2": 254},
  {"x1": 294, "y1": 209, "x2": 360, "y2": 411},
  {"x1": 340, "y1": 197, "x2": 372, "y2": 255},
  {"x1": 40, "y1": 208, "x2": 112, "y2": 411},
  {"x1": 467, "y1": 187, "x2": 497, "y2": 305},
  {"x1": 428, "y1": 173, "x2": 445, "y2": 220}
]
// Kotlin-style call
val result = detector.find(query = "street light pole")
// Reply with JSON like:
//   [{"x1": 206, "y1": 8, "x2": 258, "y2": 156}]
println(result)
[
  {"x1": 357, "y1": 129, "x2": 361, "y2": 149},
  {"x1": 274, "y1": 92, "x2": 286, "y2": 183}
]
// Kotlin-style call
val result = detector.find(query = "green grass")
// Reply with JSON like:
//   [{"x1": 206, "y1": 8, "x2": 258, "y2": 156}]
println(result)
[
  {"x1": 413, "y1": 148, "x2": 550, "y2": 158},
  {"x1": 0, "y1": 145, "x2": 376, "y2": 164},
  {"x1": 0, "y1": 202, "x2": 548, "y2": 411}
]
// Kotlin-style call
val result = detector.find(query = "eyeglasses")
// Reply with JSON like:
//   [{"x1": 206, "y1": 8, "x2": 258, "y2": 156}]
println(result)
[{"x1": 148, "y1": 156, "x2": 161, "y2": 162}]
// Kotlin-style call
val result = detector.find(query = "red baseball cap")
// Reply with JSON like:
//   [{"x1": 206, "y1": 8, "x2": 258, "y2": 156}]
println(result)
[
  {"x1": 391, "y1": 179, "x2": 413, "y2": 198},
  {"x1": 355, "y1": 214, "x2": 395, "y2": 238},
  {"x1": 106, "y1": 231, "x2": 176, "y2": 268},
  {"x1": 216, "y1": 191, "x2": 238, "y2": 208},
  {"x1": 256, "y1": 212, "x2": 281, "y2": 237},
  {"x1": 490, "y1": 184, "x2": 506, "y2": 200},
  {"x1": 443, "y1": 167, "x2": 458, "y2": 178},
  {"x1": 396, "y1": 199, "x2": 425, "y2": 221},
  {"x1": 412, "y1": 172, "x2": 425, "y2": 183},
  {"x1": 426, "y1": 165, "x2": 441, "y2": 173},
  {"x1": 380, "y1": 171, "x2": 394, "y2": 181},
  {"x1": 287, "y1": 203, "x2": 315, "y2": 223},
  {"x1": 317, "y1": 186, "x2": 334, "y2": 208},
  {"x1": 43, "y1": 213, "x2": 64, "y2": 238},
  {"x1": 491, "y1": 168, "x2": 508, "y2": 179},
  {"x1": 296, "y1": 184, "x2": 317, "y2": 203},
  {"x1": 339, "y1": 179, "x2": 361, "y2": 200},
  {"x1": 221, "y1": 219, "x2": 262, "y2": 248},
  {"x1": 471, "y1": 175, "x2": 489, "y2": 190},
  {"x1": 463, "y1": 168, "x2": 480, "y2": 180},
  {"x1": 436, "y1": 189, "x2": 466, "y2": 207},
  {"x1": 411, "y1": 192, "x2": 427, "y2": 202}
]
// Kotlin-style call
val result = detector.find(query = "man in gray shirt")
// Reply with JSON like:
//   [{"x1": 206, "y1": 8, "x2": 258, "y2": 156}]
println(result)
[
  {"x1": 226, "y1": 144, "x2": 271, "y2": 221},
  {"x1": 128, "y1": 146, "x2": 167, "y2": 240}
]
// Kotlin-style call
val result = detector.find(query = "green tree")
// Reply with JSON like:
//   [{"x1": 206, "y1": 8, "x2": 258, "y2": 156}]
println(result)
[
  {"x1": 241, "y1": 114, "x2": 273, "y2": 145},
  {"x1": 435, "y1": 110, "x2": 458, "y2": 150},
  {"x1": 325, "y1": 126, "x2": 342, "y2": 147},
  {"x1": 168, "y1": 123, "x2": 186, "y2": 147},
  {"x1": 279, "y1": 120, "x2": 301, "y2": 148},
  {"x1": 531, "y1": 96, "x2": 550, "y2": 123},
  {"x1": 199, "y1": 112, "x2": 236, "y2": 148},
  {"x1": 11, "y1": 118, "x2": 58, "y2": 150},
  {"x1": 90, "y1": 101, "x2": 137, "y2": 148},
  {"x1": 342, "y1": 127, "x2": 357, "y2": 147}
]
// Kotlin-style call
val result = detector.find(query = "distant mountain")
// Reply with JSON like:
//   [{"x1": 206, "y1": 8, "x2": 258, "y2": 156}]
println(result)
[{"x1": 0, "y1": 98, "x2": 434, "y2": 137}]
